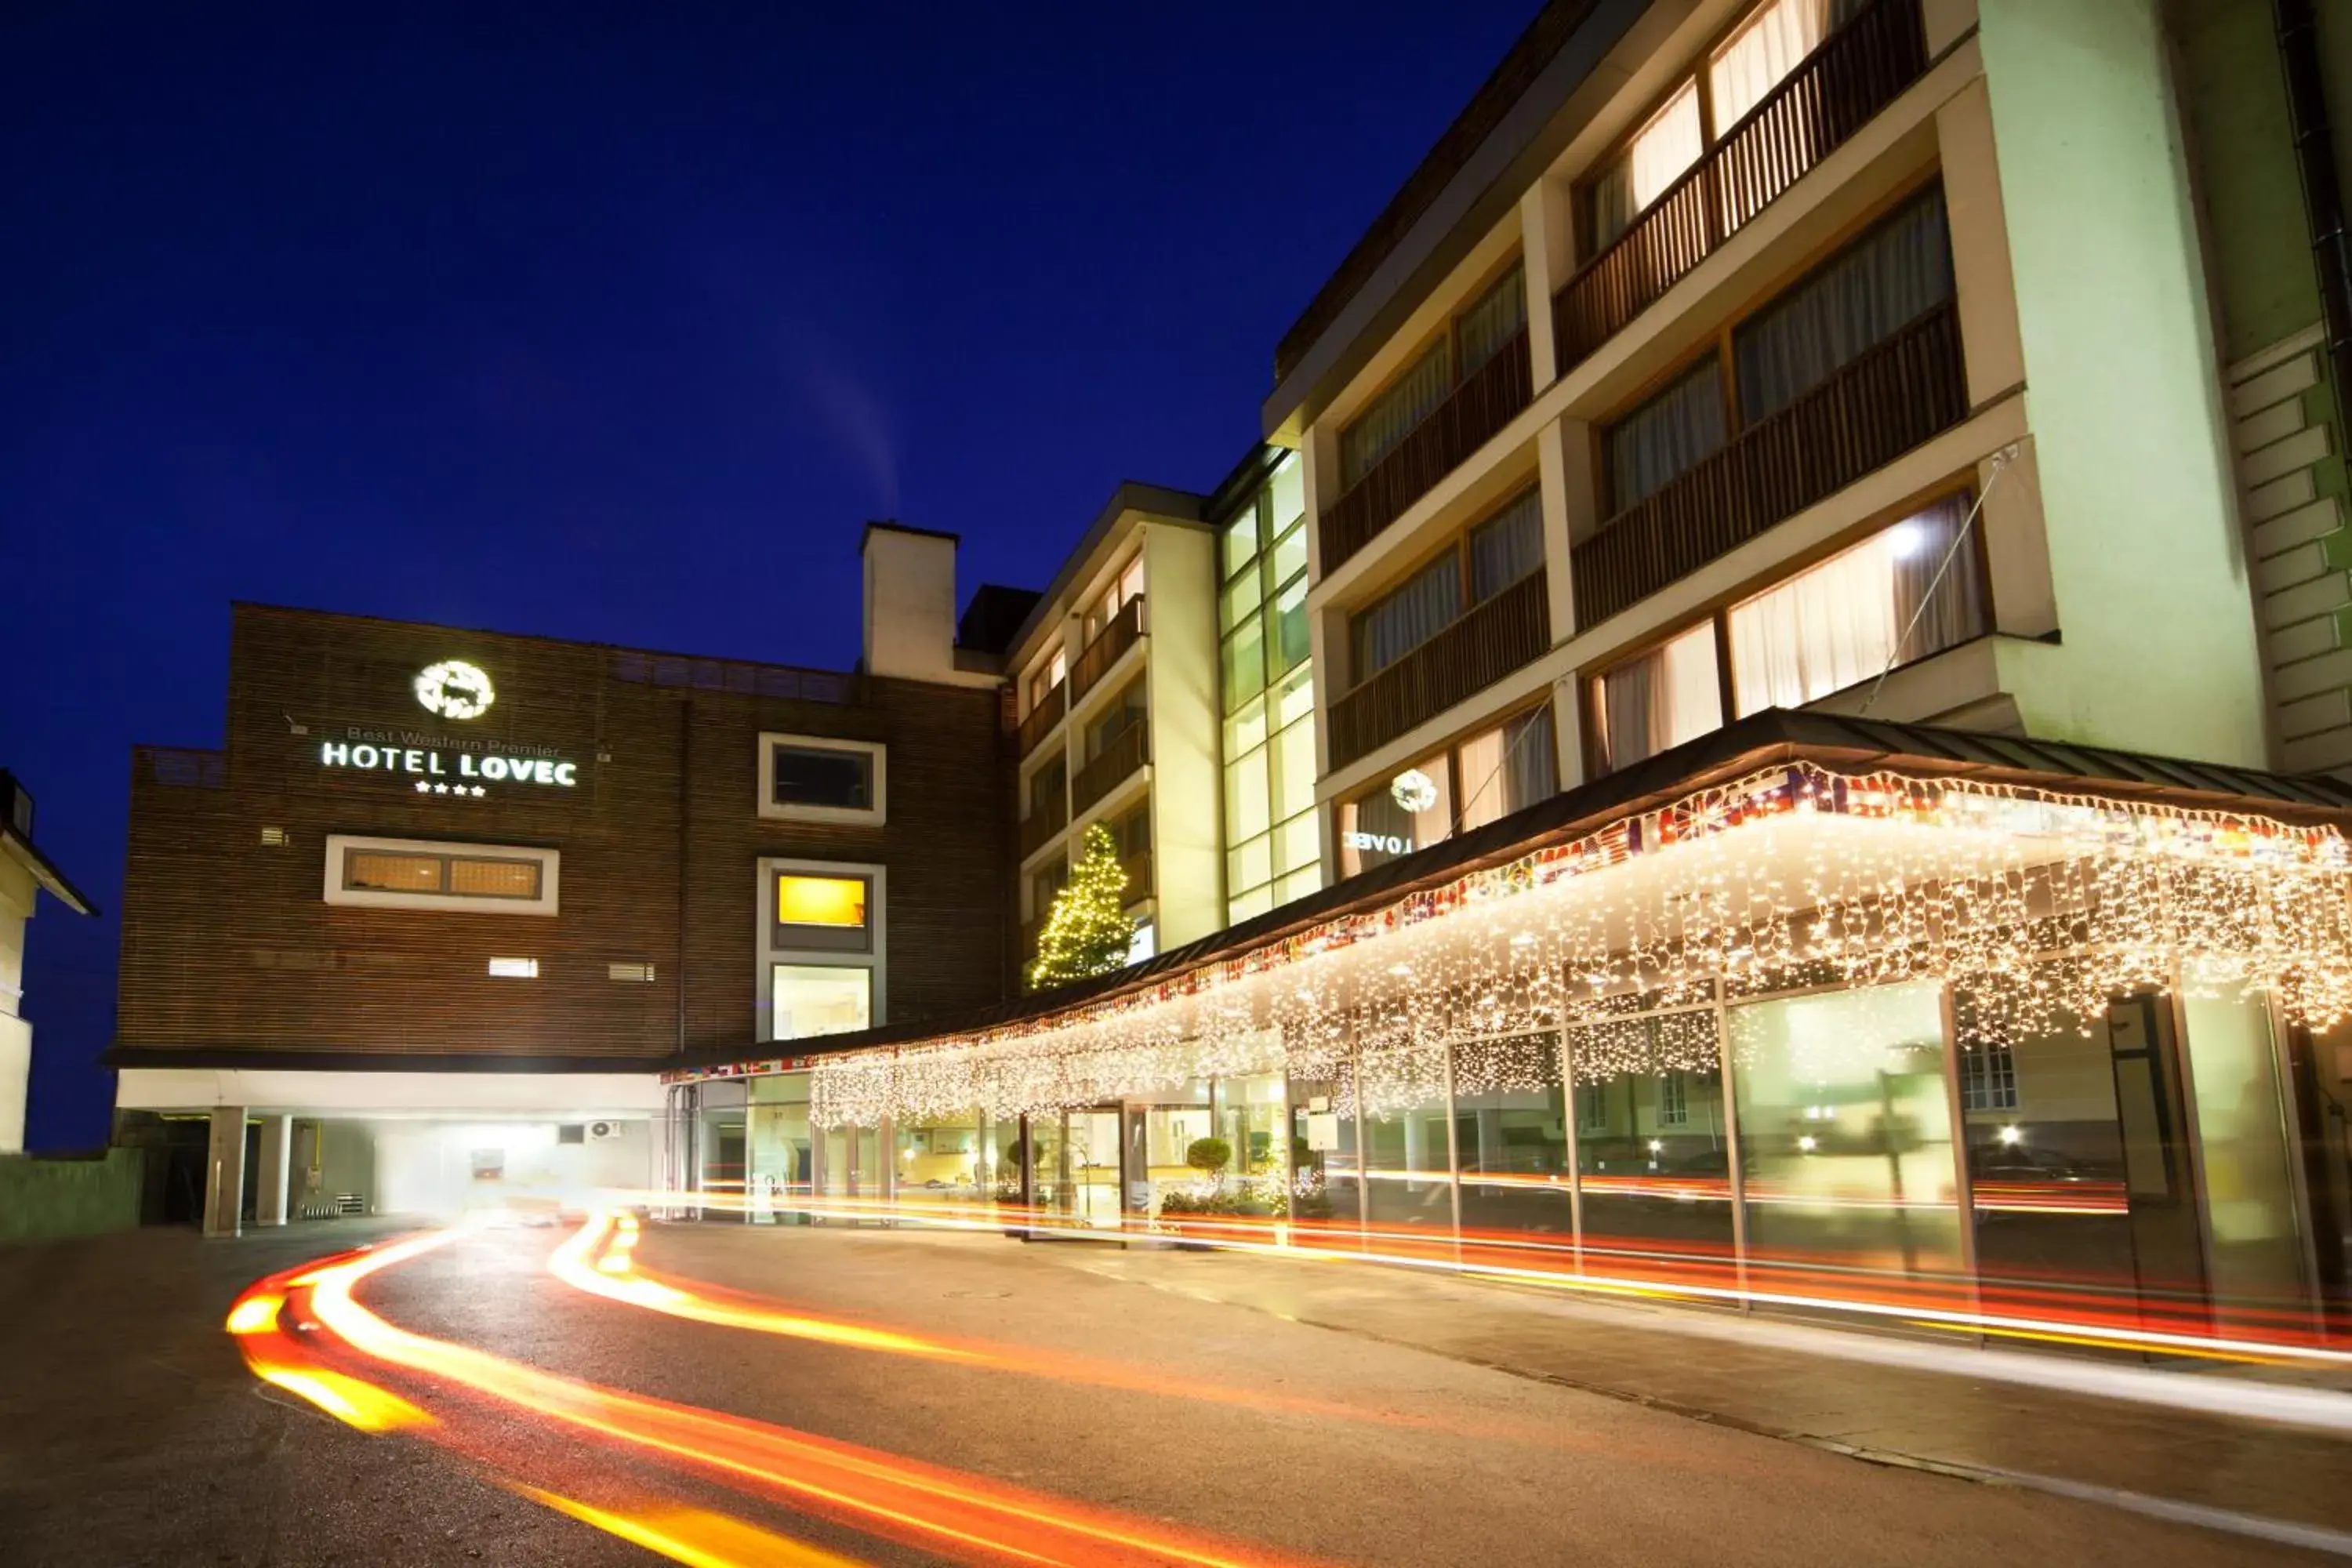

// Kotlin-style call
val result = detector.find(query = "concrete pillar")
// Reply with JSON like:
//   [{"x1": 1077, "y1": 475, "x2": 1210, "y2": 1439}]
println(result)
[
  {"x1": 203, "y1": 1107, "x2": 246, "y2": 1239},
  {"x1": 253, "y1": 1114, "x2": 292, "y2": 1227},
  {"x1": 1519, "y1": 177, "x2": 1573, "y2": 390}
]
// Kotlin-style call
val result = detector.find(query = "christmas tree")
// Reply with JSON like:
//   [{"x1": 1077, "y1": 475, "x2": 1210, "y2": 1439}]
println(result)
[{"x1": 1028, "y1": 822, "x2": 1136, "y2": 990}]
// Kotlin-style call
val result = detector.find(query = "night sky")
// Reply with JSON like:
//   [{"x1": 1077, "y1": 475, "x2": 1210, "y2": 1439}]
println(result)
[{"x1": 3, "y1": 2, "x2": 1535, "y2": 1148}]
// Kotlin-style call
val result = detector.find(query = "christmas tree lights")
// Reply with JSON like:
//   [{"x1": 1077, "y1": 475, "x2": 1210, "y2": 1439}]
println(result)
[{"x1": 1026, "y1": 823, "x2": 1137, "y2": 992}]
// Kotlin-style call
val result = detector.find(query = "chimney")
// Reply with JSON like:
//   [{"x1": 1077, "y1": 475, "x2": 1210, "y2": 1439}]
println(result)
[{"x1": 860, "y1": 521, "x2": 960, "y2": 682}]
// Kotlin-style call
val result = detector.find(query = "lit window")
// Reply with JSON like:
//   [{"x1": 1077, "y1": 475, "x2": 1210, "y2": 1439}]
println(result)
[
  {"x1": 776, "y1": 874, "x2": 866, "y2": 929},
  {"x1": 1592, "y1": 624, "x2": 1723, "y2": 775},
  {"x1": 758, "y1": 734, "x2": 886, "y2": 825},
  {"x1": 1728, "y1": 495, "x2": 1986, "y2": 716},
  {"x1": 1590, "y1": 81, "x2": 1704, "y2": 252},
  {"x1": 1656, "y1": 1071, "x2": 1690, "y2": 1127},
  {"x1": 1711, "y1": 0, "x2": 1860, "y2": 132},
  {"x1": 771, "y1": 964, "x2": 872, "y2": 1041},
  {"x1": 487, "y1": 957, "x2": 538, "y2": 978},
  {"x1": 325, "y1": 836, "x2": 558, "y2": 915}
]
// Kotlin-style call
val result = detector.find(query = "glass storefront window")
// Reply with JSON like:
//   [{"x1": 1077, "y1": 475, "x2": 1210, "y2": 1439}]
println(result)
[
  {"x1": 895, "y1": 1112, "x2": 986, "y2": 1206},
  {"x1": 1361, "y1": 1044, "x2": 1453, "y2": 1234},
  {"x1": 1729, "y1": 980, "x2": 1963, "y2": 1283},
  {"x1": 748, "y1": 1074, "x2": 811, "y2": 1222},
  {"x1": 1569, "y1": 1011, "x2": 1735, "y2": 1277},
  {"x1": 771, "y1": 964, "x2": 872, "y2": 1041},
  {"x1": 2182, "y1": 993, "x2": 2307, "y2": 1313},
  {"x1": 1455, "y1": 1036, "x2": 1573, "y2": 1258}
]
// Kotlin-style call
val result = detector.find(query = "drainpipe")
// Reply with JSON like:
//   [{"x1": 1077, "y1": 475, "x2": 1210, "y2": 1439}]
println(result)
[
  {"x1": 677, "y1": 699, "x2": 691, "y2": 1057},
  {"x1": 2275, "y1": 0, "x2": 2352, "y2": 434}
]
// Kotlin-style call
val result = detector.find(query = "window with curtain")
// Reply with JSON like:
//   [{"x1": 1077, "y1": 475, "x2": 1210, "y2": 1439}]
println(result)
[
  {"x1": 1455, "y1": 263, "x2": 1528, "y2": 379},
  {"x1": 1339, "y1": 264, "x2": 1529, "y2": 488},
  {"x1": 1590, "y1": 79, "x2": 1705, "y2": 253},
  {"x1": 1468, "y1": 488, "x2": 1545, "y2": 601},
  {"x1": 1457, "y1": 704, "x2": 1559, "y2": 831},
  {"x1": 1728, "y1": 494, "x2": 1985, "y2": 714},
  {"x1": 1087, "y1": 679, "x2": 1146, "y2": 757},
  {"x1": 1594, "y1": 622, "x2": 1723, "y2": 774},
  {"x1": 1350, "y1": 550, "x2": 1462, "y2": 681},
  {"x1": 1733, "y1": 186, "x2": 1954, "y2": 423},
  {"x1": 1606, "y1": 358, "x2": 1728, "y2": 515},
  {"x1": 1709, "y1": 0, "x2": 1871, "y2": 132}
]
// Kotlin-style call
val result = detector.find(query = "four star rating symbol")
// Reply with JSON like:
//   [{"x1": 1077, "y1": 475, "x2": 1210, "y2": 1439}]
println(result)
[{"x1": 412, "y1": 781, "x2": 488, "y2": 797}]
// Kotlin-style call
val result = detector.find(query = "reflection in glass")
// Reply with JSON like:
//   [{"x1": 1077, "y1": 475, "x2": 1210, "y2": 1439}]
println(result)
[
  {"x1": 1455, "y1": 1036, "x2": 1572, "y2": 1261},
  {"x1": 1569, "y1": 1012, "x2": 1733, "y2": 1277},
  {"x1": 894, "y1": 1109, "x2": 986, "y2": 1207},
  {"x1": 2182, "y1": 993, "x2": 2307, "y2": 1313},
  {"x1": 747, "y1": 1074, "x2": 812, "y2": 1223},
  {"x1": 1288, "y1": 1066, "x2": 1358, "y2": 1239},
  {"x1": 1361, "y1": 1044, "x2": 1454, "y2": 1233},
  {"x1": 1730, "y1": 980, "x2": 1962, "y2": 1284}
]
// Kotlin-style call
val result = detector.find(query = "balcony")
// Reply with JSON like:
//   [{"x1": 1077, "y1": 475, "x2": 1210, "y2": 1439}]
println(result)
[
  {"x1": 1572, "y1": 301, "x2": 1967, "y2": 630},
  {"x1": 1069, "y1": 597, "x2": 1145, "y2": 702},
  {"x1": 1327, "y1": 570, "x2": 1551, "y2": 771},
  {"x1": 1017, "y1": 792, "x2": 1069, "y2": 861},
  {"x1": 1016, "y1": 681, "x2": 1066, "y2": 760},
  {"x1": 1071, "y1": 723, "x2": 1150, "y2": 817},
  {"x1": 1553, "y1": 0, "x2": 1929, "y2": 376},
  {"x1": 1321, "y1": 332, "x2": 1534, "y2": 578}
]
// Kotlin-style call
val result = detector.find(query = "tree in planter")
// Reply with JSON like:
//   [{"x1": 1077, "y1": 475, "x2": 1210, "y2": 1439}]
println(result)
[
  {"x1": 1027, "y1": 822, "x2": 1136, "y2": 991},
  {"x1": 1185, "y1": 1137, "x2": 1232, "y2": 1186}
]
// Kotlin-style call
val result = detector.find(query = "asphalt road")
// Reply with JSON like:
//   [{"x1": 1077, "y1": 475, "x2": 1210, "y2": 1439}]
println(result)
[{"x1": 0, "y1": 1215, "x2": 2334, "y2": 1566}]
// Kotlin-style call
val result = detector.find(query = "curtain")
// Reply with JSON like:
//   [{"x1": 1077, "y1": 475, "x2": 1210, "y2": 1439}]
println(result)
[
  {"x1": 1599, "y1": 625, "x2": 1722, "y2": 771},
  {"x1": 1591, "y1": 80, "x2": 1704, "y2": 252},
  {"x1": 1502, "y1": 705, "x2": 1559, "y2": 812},
  {"x1": 1709, "y1": 0, "x2": 1869, "y2": 130},
  {"x1": 1728, "y1": 493, "x2": 1985, "y2": 713},
  {"x1": 1456, "y1": 263, "x2": 1528, "y2": 378},
  {"x1": 1455, "y1": 727, "x2": 1508, "y2": 831},
  {"x1": 1351, "y1": 550, "x2": 1462, "y2": 679},
  {"x1": 1891, "y1": 493, "x2": 1987, "y2": 664},
  {"x1": 1341, "y1": 339, "x2": 1454, "y2": 488},
  {"x1": 1468, "y1": 488, "x2": 1545, "y2": 601},
  {"x1": 1734, "y1": 187, "x2": 1954, "y2": 423},
  {"x1": 1606, "y1": 357, "x2": 1728, "y2": 514}
]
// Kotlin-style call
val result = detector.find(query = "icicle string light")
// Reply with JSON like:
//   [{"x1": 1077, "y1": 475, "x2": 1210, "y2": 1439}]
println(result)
[{"x1": 770, "y1": 764, "x2": 2352, "y2": 1128}]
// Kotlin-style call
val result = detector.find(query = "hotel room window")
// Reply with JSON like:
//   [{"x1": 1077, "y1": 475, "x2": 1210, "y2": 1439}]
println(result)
[
  {"x1": 760, "y1": 734, "x2": 886, "y2": 825},
  {"x1": 325, "y1": 836, "x2": 560, "y2": 914},
  {"x1": 1727, "y1": 494, "x2": 1987, "y2": 715},
  {"x1": 759, "y1": 859, "x2": 884, "y2": 1044},
  {"x1": 1338, "y1": 263, "x2": 1527, "y2": 489},
  {"x1": 1592, "y1": 623, "x2": 1724, "y2": 775}
]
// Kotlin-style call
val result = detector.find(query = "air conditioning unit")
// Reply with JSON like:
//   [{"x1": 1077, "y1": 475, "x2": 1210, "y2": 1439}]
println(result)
[{"x1": 587, "y1": 1120, "x2": 624, "y2": 1141}]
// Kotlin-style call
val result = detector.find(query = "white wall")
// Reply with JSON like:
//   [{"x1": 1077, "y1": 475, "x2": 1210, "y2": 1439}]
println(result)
[
  {"x1": 366, "y1": 1117, "x2": 655, "y2": 1218},
  {"x1": 0, "y1": 855, "x2": 32, "y2": 1153}
]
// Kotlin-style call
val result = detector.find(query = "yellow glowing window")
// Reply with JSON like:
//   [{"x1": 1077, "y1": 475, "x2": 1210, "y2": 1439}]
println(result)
[{"x1": 776, "y1": 874, "x2": 866, "y2": 929}]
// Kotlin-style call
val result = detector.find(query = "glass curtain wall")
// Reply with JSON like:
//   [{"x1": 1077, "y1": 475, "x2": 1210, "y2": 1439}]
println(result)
[
  {"x1": 1569, "y1": 1008, "x2": 1737, "y2": 1285},
  {"x1": 1455, "y1": 1035, "x2": 1573, "y2": 1266},
  {"x1": 1219, "y1": 452, "x2": 1321, "y2": 924}
]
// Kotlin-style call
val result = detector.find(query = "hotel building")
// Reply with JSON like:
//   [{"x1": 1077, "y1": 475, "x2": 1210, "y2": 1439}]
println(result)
[
  {"x1": 662, "y1": 0, "x2": 2352, "y2": 1338},
  {"x1": 110, "y1": 0, "x2": 2352, "y2": 1340}
]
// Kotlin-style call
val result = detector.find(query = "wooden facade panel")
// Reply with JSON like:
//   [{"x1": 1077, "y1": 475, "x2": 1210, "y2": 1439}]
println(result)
[{"x1": 118, "y1": 604, "x2": 1014, "y2": 1065}]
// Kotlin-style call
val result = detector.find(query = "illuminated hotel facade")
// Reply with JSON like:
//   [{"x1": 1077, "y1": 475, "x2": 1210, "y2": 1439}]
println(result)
[
  {"x1": 666, "y1": 0, "x2": 2352, "y2": 1341},
  {"x1": 111, "y1": 0, "x2": 2352, "y2": 1338}
]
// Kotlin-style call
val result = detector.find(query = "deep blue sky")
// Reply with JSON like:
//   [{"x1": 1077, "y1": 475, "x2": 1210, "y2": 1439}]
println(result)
[{"x1": 2, "y1": 2, "x2": 1534, "y2": 1149}]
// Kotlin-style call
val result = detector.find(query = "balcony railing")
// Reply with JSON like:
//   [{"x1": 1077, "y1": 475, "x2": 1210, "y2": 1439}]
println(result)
[
  {"x1": 1327, "y1": 571, "x2": 1552, "y2": 771},
  {"x1": 1069, "y1": 597, "x2": 1145, "y2": 701},
  {"x1": 1071, "y1": 724, "x2": 1150, "y2": 817},
  {"x1": 1016, "y1": 681, "x2": 1067, "y2": 760},
  {"x1": 1017, "y1": 791, "x2": 1069, "y2": 861},
  {"x1": 1321, "y1": 329, "x2": 1534, "y2": 577},
  {"x1": 1573, "y1": 301, "x2": 1966, "y2": 630},
  {"x1": 1554, "y1": 0, "x2": 1928, "y2": 376}
]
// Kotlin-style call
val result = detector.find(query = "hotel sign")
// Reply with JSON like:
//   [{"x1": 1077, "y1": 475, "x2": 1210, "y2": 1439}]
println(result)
[{"x1": 314, "y1": 659, "x2": 580, "y2": 798}]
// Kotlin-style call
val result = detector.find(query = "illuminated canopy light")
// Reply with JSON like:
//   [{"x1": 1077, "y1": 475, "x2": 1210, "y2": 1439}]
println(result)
[
  {"x1": 415, "y1": 659, "x2": 495, "y2": 720},
  {"x1": 776, "y1": 875, "x2": 867, "y2": 929},
  {"x1": 780, "y1": 764, "x2": 2352, "y2": 1130}
]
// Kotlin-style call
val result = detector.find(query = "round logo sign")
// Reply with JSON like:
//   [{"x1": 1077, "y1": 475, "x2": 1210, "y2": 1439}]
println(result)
[
  {"x1": 414, "y1": 660, "x2": 495, "y2": 721},
  {"x1": 1390, "y1": 768, "x2": 1439, "y2": 815}
]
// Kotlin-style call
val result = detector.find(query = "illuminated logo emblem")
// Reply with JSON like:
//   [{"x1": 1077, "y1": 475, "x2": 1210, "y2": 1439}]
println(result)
[
  {"x1": 1390, "y1": 768, "x2": 1439, "y2": 815},
  {"x1": 414, "y1": 660, "x2": 495, "y2": 721}
]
